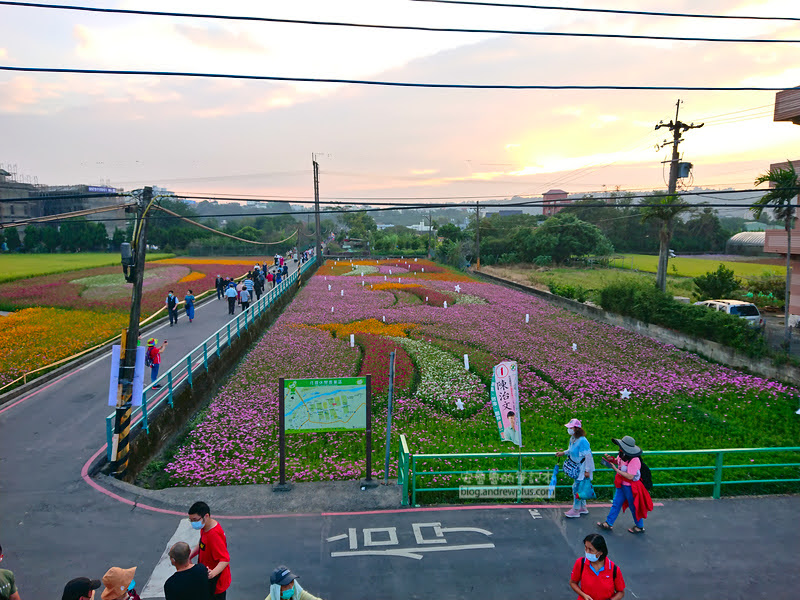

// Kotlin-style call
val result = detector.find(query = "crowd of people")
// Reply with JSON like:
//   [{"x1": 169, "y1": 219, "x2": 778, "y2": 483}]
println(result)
[{"x1": 48, "y1": 502, "x2": 323, "y2": 600}]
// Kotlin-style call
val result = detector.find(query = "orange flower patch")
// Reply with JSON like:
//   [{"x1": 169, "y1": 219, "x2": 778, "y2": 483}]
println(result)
[
  {"x1": 371, "y1": 283, "x2": 421, "y2": 291},
  {"x1": 316, "y1": 318, "x2": 415, "y2": 339},
  {"x1": 0, "y1": 308, "x2": 128, "y2": 387},
  {"x1": 179, "y1": 271, "x2": 206, "y2": 283}
]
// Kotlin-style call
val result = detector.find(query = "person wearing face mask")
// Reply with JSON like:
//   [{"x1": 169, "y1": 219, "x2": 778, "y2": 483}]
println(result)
[
  {"x1": 597, "y1": 436, "x2": 654, "y2": 534},
  {"x1": 166, "y1": 291, "x2": 179, "y2": 326},
  {"x1": 569, "y1": 534, "x2": 625, "y2": 600},
  {"x1": 100, "y1": 567, "x2": 139, "y2": 600},
  {"x1": 188, "y1": 502, "x2": 231, "y2": 600},
  {"x1": 267, "y1": 566, "x2": 324, "y2": 600},
  {"x1": 164, "y1": 542, "x2": 211, "y2": 600},
  {"x1": 555, "y1": 418, "x2": 595, "y2": 518}
]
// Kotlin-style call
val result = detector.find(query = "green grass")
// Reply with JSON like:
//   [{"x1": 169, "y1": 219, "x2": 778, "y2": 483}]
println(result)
[
  {"x1": 612, "y1": 254, "x2": 784, "y2": 279},
  {"x1": 528, "y1": 268, "x2": 694, "y2": 303},
  {"x1": 0, "y1": 252, "x2": 174, "y2": 283}
]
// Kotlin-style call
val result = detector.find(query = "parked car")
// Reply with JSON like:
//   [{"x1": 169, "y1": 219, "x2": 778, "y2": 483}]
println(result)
[{"x1": 693, "y1": 299, "x2": 765, "y2": 328}]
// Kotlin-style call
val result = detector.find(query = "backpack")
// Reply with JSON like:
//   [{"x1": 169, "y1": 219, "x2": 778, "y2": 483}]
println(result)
[
  {"x1": 145, "y1": 347, "x2": 154, "y2": 368},
  {"x1": 639, "y1": 459, "x2": 653, "y2": 491}
]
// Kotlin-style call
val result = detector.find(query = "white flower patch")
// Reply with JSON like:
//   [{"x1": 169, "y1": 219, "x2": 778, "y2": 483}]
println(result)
[
  {"x1": 342, "y1": 265, "x2": 380, "y2": 276},
  {"x1": 455, "y1": 294, "x2": 487, "y2": 305}
]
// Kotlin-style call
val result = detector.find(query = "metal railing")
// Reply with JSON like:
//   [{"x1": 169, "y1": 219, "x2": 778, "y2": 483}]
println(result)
[
  {"x1": 397, "y1": 434, "x2": 800, "y2": 506},
  {"x1": 105, "y1": 257, "x2": 316, "y2": 460}
]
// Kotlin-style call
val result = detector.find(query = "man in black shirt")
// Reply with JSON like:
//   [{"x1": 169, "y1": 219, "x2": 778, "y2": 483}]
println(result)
[{"x1": 164, "y1": 542, "x2": 211, "y2": 600}]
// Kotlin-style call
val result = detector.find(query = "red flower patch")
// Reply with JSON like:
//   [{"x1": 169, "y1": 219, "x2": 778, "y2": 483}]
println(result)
[
  {"x1": 404, "y1": 286, "x2": 453, "y2": 307},
  {"x1": 355, "y1": 333, "x2": 415, "y2": 397}
]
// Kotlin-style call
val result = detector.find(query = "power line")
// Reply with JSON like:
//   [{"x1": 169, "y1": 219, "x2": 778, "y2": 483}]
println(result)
[
  {"x1": 0, "y1": 65, "x2": 793, "y2": 91},
  {"x1": 0, "y1": 1, "x2": 796, "y2": 43},
  {"x1": 0, "y1": 202, "x2": 135, "y2": 229},
  {"x1": 411, "y1": 0, "x2": 800, "y2": 22}
]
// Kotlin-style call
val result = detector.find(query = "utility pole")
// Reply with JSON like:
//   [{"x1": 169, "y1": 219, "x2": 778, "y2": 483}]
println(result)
[
  {"x1": 313, "y1": 156, "x2": 322, "y2": 260},
  {"x1": 427, "y1": 210, "x2": 433, "y2": 258},
  {"x1": 111, "y1": 186, "x2": 152, "y2": 478},
  {"x1": 475, "y1": 201, "x2": 481, "y2": 270},
  {"x1": 652, "y1": 100, "x2": 703, "y2": 290}
]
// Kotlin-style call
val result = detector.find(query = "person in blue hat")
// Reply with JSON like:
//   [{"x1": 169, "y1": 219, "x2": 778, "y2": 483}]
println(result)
[{"x1": 267, "y1": 566, "x2": 323, "y2": 600}]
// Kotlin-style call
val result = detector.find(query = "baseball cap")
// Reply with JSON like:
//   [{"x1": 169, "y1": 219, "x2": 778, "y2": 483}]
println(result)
[
  {"x1": 564, "y1": 418, "x2": 582, "y2": 428},
  {"x1": 62, "y1": 577, "x2": 101, "y2": 600},
  {"x1": 101, "y1": 567, "x2": 136, "y2": 600},
  {"x1": 270, "y1": 566, "x2": 298, "y2": 586}
]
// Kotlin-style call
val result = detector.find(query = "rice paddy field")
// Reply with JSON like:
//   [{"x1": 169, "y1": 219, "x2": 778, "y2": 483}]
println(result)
[{"x1": 151, "y1": 259, "x2": 800, "y2": 500}]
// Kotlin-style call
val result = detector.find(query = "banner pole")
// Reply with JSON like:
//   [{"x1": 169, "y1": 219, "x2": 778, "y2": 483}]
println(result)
[
  {"x1": 383, "y1": 351, "x2": 396, "y2": 485},
  {"x1": 363, "y1": 375, "x2": 377, "y2": 488},
  {"x1": 275, "y1": 377, "x2": 291, "y2": 491}
]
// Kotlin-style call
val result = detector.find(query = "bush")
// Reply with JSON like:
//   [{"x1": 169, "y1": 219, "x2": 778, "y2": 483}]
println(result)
[
  {"x1": 548, "y1": 282, "x2": 589, "y2": 303},
  {"x1": 744, "y1": 273, "x2": 785, "y2": 298},
  {"x1": 533, "y1": 255, "x2": 552, "y2": 266},
  {"x1": 599, "y1": 280, "x2": 768, "y2": 357},
  {"x1": 693, "y1": 264, "x2": 741, "y2": 300}
]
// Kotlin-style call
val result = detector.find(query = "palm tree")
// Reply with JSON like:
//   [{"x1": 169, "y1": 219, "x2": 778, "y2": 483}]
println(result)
[
  {"x1": 754, "y1": 162, "x2": 799, "y2": 350},
  {"x1": 640, "y1": 194, "x2": 692, "y2": 292}
]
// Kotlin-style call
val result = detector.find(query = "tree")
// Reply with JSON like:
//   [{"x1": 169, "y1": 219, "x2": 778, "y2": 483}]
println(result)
[
  {"x1": 111, "y1": 227, "x2": 126, "y2": 251},
  {"x1": 693, "y1": 264, "x2": 741, "y2": 300},
  {"x1": 5, "y1": 227, "x2": 21, "y2": 251},
  {"x1": 437, "y1": 223, "x2": 462, "y2": 243},
  {"x1": 530, "y1": 213, "x2": 613, "y2": 264},
  {"x1": 754, "y1": 162, "x2": 799, "y2": 349},
  {"x1": 640, "y1": 195, "x2": 693, "y2": 292}
]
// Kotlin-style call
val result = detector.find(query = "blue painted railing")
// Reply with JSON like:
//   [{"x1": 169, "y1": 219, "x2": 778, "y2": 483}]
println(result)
[{"x1": 106, "y1": 256, "x2": 316, "y2": 459}]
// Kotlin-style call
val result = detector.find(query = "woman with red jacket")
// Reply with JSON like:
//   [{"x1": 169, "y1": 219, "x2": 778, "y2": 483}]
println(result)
[{"x1": 597, "y1": 436, "x2": 653, "y2": 534}]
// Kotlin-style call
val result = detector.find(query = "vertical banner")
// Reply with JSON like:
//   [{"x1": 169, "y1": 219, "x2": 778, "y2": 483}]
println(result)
[
  {"x1": 490, "y1": 361, "x2": 521, "y2": 447},
  {"x1": 131, "y1": 346, "x2": 147, "y2": 406},
  {"x1": 108, "y1": 345, "x2": 121, "y2": 407}
]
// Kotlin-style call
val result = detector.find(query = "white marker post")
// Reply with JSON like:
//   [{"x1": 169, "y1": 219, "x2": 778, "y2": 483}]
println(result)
[
  {"x1": 382, "y1": 315, "x2": 386, "y2": 322},
  {"x1": 328, "y1": 284, "x2": 332, "y2": 291},
  {"x1": 464, "y1": 354, "x2": 470, "y2": 370},
  {"x1": 525, "y1": 314, "x2": 529, "y2": 323},
  {"x1": 443, "y1": 301, "x2": 448, "y2": 309},
  {"x1": 341, "y1": 290, "x2": 344, "y2": 296},
  {"x1": 331, "y1": 306, "x2": 334, "y2": 312},
  {"x1": 350, "y1": 334, "x2": 355, "y2": 347}
]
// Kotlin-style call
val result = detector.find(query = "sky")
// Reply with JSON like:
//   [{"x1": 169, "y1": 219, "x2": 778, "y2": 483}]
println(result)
[{"x1": 1, "y1": 0, "x2": 799, "y2": 207}]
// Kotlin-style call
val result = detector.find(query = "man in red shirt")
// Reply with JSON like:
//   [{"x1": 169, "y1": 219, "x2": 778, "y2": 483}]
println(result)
[{"x1": 188, "y1": 502, "x2": 231, "y2": 600}]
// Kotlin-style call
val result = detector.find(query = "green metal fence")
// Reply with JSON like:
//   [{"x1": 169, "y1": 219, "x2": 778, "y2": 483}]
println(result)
[{"x1": 397, "y1": 434, "x2": 800, "y2": 506}]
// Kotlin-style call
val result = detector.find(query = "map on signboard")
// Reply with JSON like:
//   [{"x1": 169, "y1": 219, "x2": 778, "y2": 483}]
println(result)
[{"x1": 284, "y1": 377, "x2": 368, "y2": 433}]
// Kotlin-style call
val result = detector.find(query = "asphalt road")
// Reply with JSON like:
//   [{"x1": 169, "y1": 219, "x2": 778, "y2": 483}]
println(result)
[{"x1": 1, "y1": 258, "x2": 798, "y2": 600}]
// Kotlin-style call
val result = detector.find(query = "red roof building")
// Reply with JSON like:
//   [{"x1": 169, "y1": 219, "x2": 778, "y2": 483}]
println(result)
[{"x1": 542, "y1": 189, "x2": 569, "y2": 217}]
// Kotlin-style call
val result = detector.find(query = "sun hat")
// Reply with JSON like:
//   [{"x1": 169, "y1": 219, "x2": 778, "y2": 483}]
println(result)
[
  {"x1": 612, "y1": 435, "x2": 642, "y2": 456},
  {"x1": 101, "y1": 567, "x2": 136, "y2": 600},
  {"x1": 147, "y1": 338, "x2": 157, "y2": 347},
  {"x1": 62, "y1": 577, "x2": 101, "y2": 600},
  {"x1": 564, "y1": 418, "x2": 582, "y2": 428},
  {"x1": 270, "y1": 566, "x2": 298, "y2": 586}
]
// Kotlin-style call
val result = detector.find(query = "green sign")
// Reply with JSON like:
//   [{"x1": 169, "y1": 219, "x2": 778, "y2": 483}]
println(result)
[{"x1": 283, "y1": 377, "x2": 368, "y2": 433}]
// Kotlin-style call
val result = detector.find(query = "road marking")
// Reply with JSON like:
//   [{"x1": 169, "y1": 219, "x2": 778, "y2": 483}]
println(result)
[
  {"x1": 331, "y1": 543, "x2": 496, "y2": 561},
  {"x1": 325, "y1": 528, "x2": 357, "y2": 549},
  {"x1": 140, "y1": 519, "x2": 200, "y2": 599},
  {"x1": 529, "y1": 509, "x2": 542, "y2": 519},
  {"x1": 364, "y1": 527, "x2": 398, "y2": 547}
]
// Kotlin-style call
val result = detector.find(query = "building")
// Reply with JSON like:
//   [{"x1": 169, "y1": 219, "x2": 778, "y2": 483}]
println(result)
[
  {"x1": 0, "y1": 169, "x2": 38, "y2": 222},
  {"x1": 542, "y1": 189, "x2": 569, "y2": 217},
  {"x1": 764, "y1": 87, "x2": 800, "y2": 326},
  {"x1": 725, "y1": 231, "x2": 765, "y2": 256}
]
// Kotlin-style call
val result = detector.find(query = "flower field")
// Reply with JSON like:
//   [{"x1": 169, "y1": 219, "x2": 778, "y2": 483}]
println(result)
[
  {"x1": 157, "y1": 259, "x2": 800, "y2": 496},
  {"x1": 0, "y1": 308, "x2": 129, "y2": 387},
  {"x1": 0, "y1": 257, "x2": 257, "y2": 387}
]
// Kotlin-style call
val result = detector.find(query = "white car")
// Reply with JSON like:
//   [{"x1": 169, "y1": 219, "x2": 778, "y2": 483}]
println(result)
[{"x1": 693, "y1": 299, "x2": 765, "y2": 328}]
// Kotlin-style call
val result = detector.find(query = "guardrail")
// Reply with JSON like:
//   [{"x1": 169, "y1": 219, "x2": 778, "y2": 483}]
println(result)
[
  {"x1": 397, "y1": 434, "x2": 800, "y2": 506},
  {"x1": 105, "y1": 256, "x2": 316, "y2": 460}
]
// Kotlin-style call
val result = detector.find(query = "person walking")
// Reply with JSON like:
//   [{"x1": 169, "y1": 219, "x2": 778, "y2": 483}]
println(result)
[
  {"x1": 275, "y1": 271, "x2": 282, "y2": 286},
  {"x1": 244, "y1": 274, "x2": 255, "y2": 297},
  {"x1": 184, "y1": 290, "x2": 195, "y2": 324},
  {"x1": 100, "y1": 567, "x2": 139, "y2": 600},
  {"x1": 597, "y1": 436, "x2": 654, "y2": 534},
  {"x1": 164, "y1": 542, "x2": 211, "y2": 600},
  {"x1": 166, "y1": 291, "x2": 179, "y2": 327},
  {"x1": 239, "y1": 286, "x2": 251, "y2": 312},
  {"x1": 569, "y1": 533, "x2": 625, "y2": 600},
  {"x1": 224, "y1": 284, "x2": 237, "y2": 316},
  {"x1": 215, "y1": 275, "x2": 223, "y2": 300},
  {"x1": 266, "y1": 270, "x2": 274, "y2": 289},
  {"x1": 267, "y1": 566, "x2": 323, "y2": 600},
  {"x1": 146, "y1": 338, "x2": 167, "y2": 389},
  {"x1": 0, "y1": 544, "x2": 22, "y2": 600},
  {"x1": 556, "y1": 418, "x2": 595, "y2": 518},
  {"x1": 188, "y1": 502, "x2": 231, "y2": 600},
  {"x1": 61, "y1": 577, "x2": 101, "y2": 600}
]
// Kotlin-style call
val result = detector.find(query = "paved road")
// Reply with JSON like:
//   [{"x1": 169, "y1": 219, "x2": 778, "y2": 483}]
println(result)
[
  {"x1": 1, "y1": 258, "x2": 798, "y2": 600},
  {"x1": 0, "y1": 261, "x2": 300, "y2": 599}
]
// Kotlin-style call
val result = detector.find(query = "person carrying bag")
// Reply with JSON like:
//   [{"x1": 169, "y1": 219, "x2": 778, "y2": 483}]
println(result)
[{"x1": 556, "y1": 418, "x2": 595, "y2": 518}]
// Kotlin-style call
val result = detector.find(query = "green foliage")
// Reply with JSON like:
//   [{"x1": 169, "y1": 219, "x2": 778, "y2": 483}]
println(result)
[
  {"x1": 599, "y1": 280, "x2": 768, "y2": 357},
  {"x1": 4, "y1": 227, "x2": 20, "y2": 251},
  {"x1": 533, "y1": 255, "x2": 552, "y2": 266},
  {"x1": 547, "y1": 282, "x2": 589, "y2": 302},
  {"x1": 531, "y1": 213, "x2": 613, "y2": 264},
  {"x1": 437, "y1": 223, "x2": 462, "y2": 242},
  {"x1": 693, "y1": 264, "x2": 741, "y2": 300},
  {"x1": 744, "y1": 273, "x2": 785, "y2": 298}
]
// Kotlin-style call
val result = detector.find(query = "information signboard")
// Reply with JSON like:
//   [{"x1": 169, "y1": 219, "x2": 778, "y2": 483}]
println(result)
[{"x1": 283, "y1": 377, "x2": 368, "y2": 433}]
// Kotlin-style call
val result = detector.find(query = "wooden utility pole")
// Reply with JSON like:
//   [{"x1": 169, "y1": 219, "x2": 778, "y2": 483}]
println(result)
[
  {"x1": 475, "y1": 201, "x2": 481, "y2": 270},
  {"x1": 313, "y1": 157, "x2": 322, "y2": 260},
  {"x1": 111, "y1": 185, "x2": 151, "y2": 478}
]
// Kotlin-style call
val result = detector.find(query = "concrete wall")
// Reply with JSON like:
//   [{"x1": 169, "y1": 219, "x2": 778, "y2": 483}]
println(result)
[
  {"x1": 114, "y1": 262, "x2": 319, "y2": 481},
  {"x1": 473, "y1": 270, "x2": 800, "y2": 387}
]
